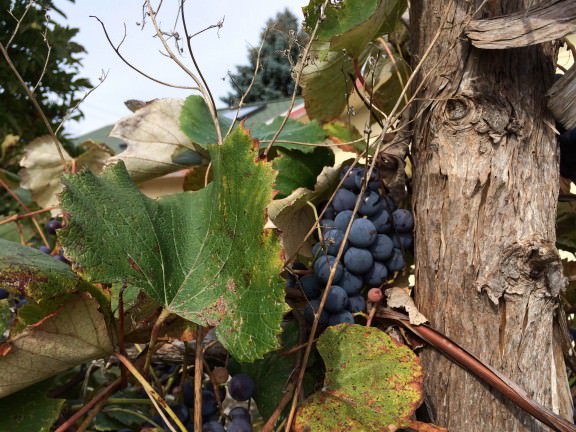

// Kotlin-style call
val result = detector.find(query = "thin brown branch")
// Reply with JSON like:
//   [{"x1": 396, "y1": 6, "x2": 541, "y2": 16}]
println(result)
[
  {"x1": 91, "y1": 16, "x2": 199, "y2": 91},
  {"x1": 194, "y1": 326, "x2": 206, "y2": 432},
  {"x1": 0, "y1": 207, "x2": 56, "y2": 226},
  {"x1": 143, "y1": 308, "x2": 172, "y2": 375}
]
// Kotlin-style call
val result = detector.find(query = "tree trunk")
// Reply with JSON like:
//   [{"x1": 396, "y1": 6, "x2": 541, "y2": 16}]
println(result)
[{"x1": 411, "y1": 1, "x2": 573, "y2": 430}]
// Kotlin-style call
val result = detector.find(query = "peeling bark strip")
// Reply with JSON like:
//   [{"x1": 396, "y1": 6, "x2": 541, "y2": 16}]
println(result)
[
  {"x1": 411, "y1": 0, "x2": 572, "y2": 430},
  {"x1": 466, "y1": 0, "x2": 576, "y2": 49},
  {"x1": 548, "y1": 65, "x2": 576, "y2": 129}
]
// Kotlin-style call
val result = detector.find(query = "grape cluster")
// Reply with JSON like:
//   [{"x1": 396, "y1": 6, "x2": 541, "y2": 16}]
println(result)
[
  {"x1": 301, "y1": 165, "x2": 413, "y2": 327},
  {"x1": 38, "y1": 218, "x2": 69, "y2": 264}
]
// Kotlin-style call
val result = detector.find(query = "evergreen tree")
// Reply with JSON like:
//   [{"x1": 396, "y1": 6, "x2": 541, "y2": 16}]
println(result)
[{"x1": 221, "y1": 9, "x2": 306, "y2": 106}]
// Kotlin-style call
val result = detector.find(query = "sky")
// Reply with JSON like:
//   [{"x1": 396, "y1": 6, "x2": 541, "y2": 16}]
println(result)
[{"x1": 52, "y1": 0, "x2": 308, "y2": 137}]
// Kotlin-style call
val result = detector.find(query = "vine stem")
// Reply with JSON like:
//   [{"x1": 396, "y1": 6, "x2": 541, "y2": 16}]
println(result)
[
  {"x1": 194, "y1": 326, "x2": 206, "y2": 432},
  {"x1": 143, "y1": 307, "x2": 172, "y2": 374},
  {"x1": 116, "y1": 352, "x2": 187, "y2": 432},
  {"x1": 54, "y1": 377, "x2": 122, "y2": 432},
  {"x1": 0, "y1": 207, "x2": 56, "y2": 226}
]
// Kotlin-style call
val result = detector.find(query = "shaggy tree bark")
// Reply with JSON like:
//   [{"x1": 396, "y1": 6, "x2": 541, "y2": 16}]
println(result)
[{"x1": 411, "y1": 1, "x2": 573, "y2": 430}]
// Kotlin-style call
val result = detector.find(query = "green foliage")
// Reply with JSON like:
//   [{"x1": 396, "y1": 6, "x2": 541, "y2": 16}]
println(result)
[
  {"x1": 295, "y1": 324, "x2": 423, "y2": 431},
  {"x1": 0, "y1": 379, "x2": 64, "y2": 432},
  {"x1": 59, "y1": 128, "x2": 287, "y2": 362},
  {"x1": 221, "y1": 9, "x2": 307, "y2": 106}
]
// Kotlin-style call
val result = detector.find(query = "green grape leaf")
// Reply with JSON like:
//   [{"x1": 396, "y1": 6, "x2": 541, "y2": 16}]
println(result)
[
  {"x1": 181, "y1": 95, "x2": 329, "y2": 152},
  {"x1": 0, "y1": 293, "x2": 114, "y2": 398},
  {"x1": 0, "y1": 379, "x2": 64, "y2": 431},
  {"x1": 273, "y1": 147, "x2": 335, "y2": 198},
  {"x1": 0, "y1": 299, "x2": 9, "y2": 337},
  {"x1": 304, "y1": 0, "x2": 406, "y2": 57},
  {"x1": 109, "y1": 98, "x2": 207, "y2": 183},
  {"x1": 59, "y1": 127, "x2": 286, "y2": 362},
  {"x1": 248, "y1": 117, "x2": 328, "y2": 154},
  {"x1": 295, "y1": 324, "x2": 423, "y2": 432}
]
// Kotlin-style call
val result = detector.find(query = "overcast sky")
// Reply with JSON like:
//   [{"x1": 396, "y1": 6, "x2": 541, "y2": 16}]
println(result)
[{"x1": 52, "y1": 0, "x2": 307, "y2": 136}]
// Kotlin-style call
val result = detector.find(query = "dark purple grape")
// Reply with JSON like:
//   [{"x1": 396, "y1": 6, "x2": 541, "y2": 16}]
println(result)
[
  {"x1": 358, "y1": 191, "x2": 382, "y2": 217},
  {"x1": 182, "y1": 381, "x2": 195, "y2": 408},
  {"x1": 322, "y1": 204, "x2": 336, "y2": 220},
  {"x1": 0, "y1": 288, "x2": 8, "y2": 300},
  {"x1": 45, "y1": 218, "x2": 62, "y2": 235},
  {"x1": 338, "y1": 270, "x2": 363, "y2": 295},
  {"x1": 354, "y1": 168, "x2": 380, "y2": 191},
  {"x1": 385, "y1": 248, "x2": 406, "y2": 272},
  {"x1": 285, "y1": 274, "x2": 297, "y2": 289},
  {"x1": 371, "y1": 209, "x2": 392, "y2": 234},
  {"x1": 392, "y1": 232, "x2": 413, "y2": 249},
  {"x1": 229, "y1": 407, "x2": 251, "y2": 422},
  {"x1": 332, "y1": 189, "x2": 357, "y2": 212},
  {"x1": 312, "y1": 242, "x2": 323, "y2": 258},
  {"x1": 348, "y1": 218, "x2": 377, "y2": 247},
  {"x1": 303, "y1": 299, "x2": 329, "y2": 325},
  {"x1": 227, "y1": 418, "x2": 253, "y2": 432},
  {"x1": 380, "y1": 195, "x2": 397, "y2": 212},
  {"x1": 228, "y1": 374, "x2": 256, "y2": 402},
  {"x1": 38, "y1": 245, "x2": 51, "y2": 254},
  {"x1": 364, "y1": 262, "x2": 389, "y2": 287},
  {"x1": 313, "y1": 255, "x2": 343, "y2": 283},
  {"x1": 347, "y1": 296, "x2": 366, "y2": 313},
  {"x1": 392, "y1": 209, "x2": 414, "y2": 233},
  {"x1": 325, "y1": 285, "x2": 349, "y2": 313},
  {"x1": 53, "y1": 252, "x2": 70, "y2": 264},
  {"x1": 15, "y1": 297, "x2": 27, "y2": 308},
  {"x1": 299, "y1": 274, "x2": 321, "y2": 299},
  {"x1": 328, "y1": 310, "x2": 355, "y2": 326},
  {"x1": 340, "y1": 166, "x2": 362, "y2": 190},
  {"x1": 202, "y1": 420, "x2": 225, "y2": 432},
  {"x1": 171, "y1": 404, "x2": 190, "y2": 424},
  {"x1": 320, "y1": 219, "x2": 336, "y2": 232},
  {"x1": 201, "y1": 389, "x2": 219, "y2": 417},
  {"x1": 369, "y1": 234, "x2": 394, "y2": 261},
  {"x1": 334, "y1": 210, "x2": 356, "y2": 231},
  {"x1": 343, "y1": 247, "x2": 373, "y2": 275},
  {"x1": 323, "y1": 229, "x2": 348, "y2": 255}
]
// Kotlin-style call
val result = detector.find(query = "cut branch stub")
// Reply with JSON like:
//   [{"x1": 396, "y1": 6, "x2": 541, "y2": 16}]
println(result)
[{"x1": 466, "y1": 0, "x2": 576, "y2": 49}]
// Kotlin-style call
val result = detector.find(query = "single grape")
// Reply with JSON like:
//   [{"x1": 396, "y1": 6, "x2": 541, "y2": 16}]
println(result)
[
  {"x1": 0, "y1": 288, "x2": 9, "y2": 300},
  {"x1": 303, "y1": 299, "x2": 329, "y2": 325},
  {"x1": 182, "y1": 381, "x2": 194, "y2": 408},
  {"x1": 322, "y1": 229, "x2": 348, "y2": 255},
  {"x1": 364, "y1": 262, "x2": 389, "y2": 287},
  {"x1": 358, "y1": 191, "x2": 382, "y2": 217},
  {"x1": 392, "y1": 232, "x2": 414, "y2": 249},
  {"x1": 38, "y1": 245, "x2": 51, "y2": 254},
  {"x1": 347, "y1": 295, "x2": 366, "y2": 313},
  {"x1": 348, "y1": 218, "x2": 377, "y2": 247},
  {"x1": 328, "y1": 310, "x2": 355, "y2": 326},
  {"x1": 385, "y1": 248, "x2": 406, "y2": 272},
  {"x1": 323, "y1": 205, "x2": 336, "y2": 220},
  {"x1": 392, "y1": 209, "x2": 414, "y2": 233},
  {"x1": 171, "y1": 404, "x2": 190, "y2": 425},
  {"x1": 229, "y1": 406, "x2": 251, "y2": 422},
  {"x1": 285, "y1": 274, "x2": 297, "y2": 289},
  {"x1": 201, "y1": 389, "x2": 219, "y2": 417},
  {"x1": 228, "y1": 374, "x2": 256, "y2": 402},
  {"x1": 299, "y1": 274, "x2": 322, "y2": 299},
  {"x1": 45, "y1": 218, "x2": 62, "y2": 235},
  {"x1": 354, "y1": 167, "x2": 380, "y2": 191},
  {"x1": 320, "y1": 219, "x2": 336, "y2": 232},
  {"x1": 338, "y1": 270, "x2": 363, "y2": 295},
  {"x1": 332, "y1": 189, "x2": 357, "y2": 212},
  {"x1": 343, "y1": 247, "x2": 374, "y2": 275},
  {"x1": 227, "y1": 418, "x2": 253, "y2": 432},
  {"x1": 325, "y1": 285, "x2": 349, "y2": 313},
  {"x1": 340, "y1": 165, "x2": 362, "y2": 190},
  {"x1": 312, "y1": 241, "x2": 323, "y2": 258},
  {"x1": 367, "y1": 287, "x2": 383, "y2": 302},
  {"x1": 380, "y1": 195, "x2": 397, "y2": 212},
  {"x1": 334, "y1": 210, "x2": 356, "y2": 231},
  {"x1": 202, "y1": 420, "x2": 226, "y2": 432},
  {"x1": 369, "y1": 234, "x2": 394, "y2": 261},
  {"x1": 371, "y1": 209, "x2": 392, "y2": 234},
  {"x1": 313, "y1": 255, "x2": 343, "y2": 283}
]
